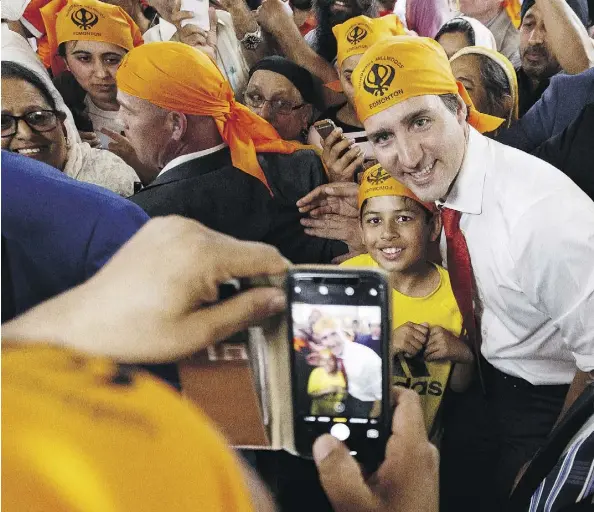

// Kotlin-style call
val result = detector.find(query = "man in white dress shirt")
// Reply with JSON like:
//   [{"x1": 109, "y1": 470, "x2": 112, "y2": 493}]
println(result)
[
  {"x1": 352, "y1": 36, "x2": 594, "y2": 510},
  {"x1": 313, "y1": 316, "x2": 382, "y2": 417}
]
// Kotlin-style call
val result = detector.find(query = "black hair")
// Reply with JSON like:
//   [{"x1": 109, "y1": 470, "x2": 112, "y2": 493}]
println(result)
[
  {"x1": 435, "y1": 17, "x2": 475, "y2": 47},
  {"x1": 360, "y1": 196, "x2": 434, "y2": 224},
  {"x1": 1, "y1": 61, "x2": 57, "y2": 110},
  {"x1": 439, "y1": 93, "x2": 459, "y2": 115},
  {"x1": 475, "y1": 54, "x2": 512, "y2": 119}
]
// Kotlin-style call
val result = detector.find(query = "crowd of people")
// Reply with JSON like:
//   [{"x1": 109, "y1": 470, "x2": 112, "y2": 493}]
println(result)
[{"x1": 2, "y1": 0, "x2": 594, "y2": 511}]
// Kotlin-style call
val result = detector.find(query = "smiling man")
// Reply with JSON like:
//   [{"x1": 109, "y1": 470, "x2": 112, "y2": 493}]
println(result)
[{"x1": 353, "y1": 36, "x2": 594, "y2": 509}]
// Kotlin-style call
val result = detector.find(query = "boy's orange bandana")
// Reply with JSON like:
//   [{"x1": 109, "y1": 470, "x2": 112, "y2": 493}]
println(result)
[
  {"x1": 358, "y1": 164, "x2": 436, "y2": 212},
  {"x1": 333, "y1": 14, "x2": 406, "y2": 68},
  {"x1": 352, "y1": 36, "x2": 505, "y2": 134},
  {"x1": 117, "y1": 42, "x2": 307, "y2": 194},
  {"x1": 41, "y1": 0, "x2": 143, "y2": 74}
]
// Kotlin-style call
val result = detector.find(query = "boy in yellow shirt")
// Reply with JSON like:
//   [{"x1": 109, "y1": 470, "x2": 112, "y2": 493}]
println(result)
[{"x1": 341, "y1": 164, "x2": 474, "y2": 436}]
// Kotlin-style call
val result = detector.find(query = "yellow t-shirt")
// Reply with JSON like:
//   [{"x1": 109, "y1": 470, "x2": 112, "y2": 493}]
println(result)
[
  {"x1": 2, "y1": 344, "x2": 255, "y2": 512},
  {"x1": 307, "y1": 367, "x2": 347, "y2": 416},
  {"x1": 341, "y1": 254, "x2": 463, "y2": 434}
]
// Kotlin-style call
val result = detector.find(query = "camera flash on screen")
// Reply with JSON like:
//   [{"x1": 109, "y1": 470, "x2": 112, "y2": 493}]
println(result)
[
  {"x1": 319, "y1": 285, "x2": 329, "y2": 295},
  {"x1": 345, "y1": 287, "x2": 355, "y2": 296},
  {"x1": 369, "y1": 288, "x2": 378, "y2": 296},
  {"x1": 294, "y1": 286, "x2": 301, "y2": 293}
]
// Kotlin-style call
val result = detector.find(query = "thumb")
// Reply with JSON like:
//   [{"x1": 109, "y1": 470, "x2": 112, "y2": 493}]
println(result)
[{"x1": 313, "y1": 434, "x2": 377, "y2": 512}]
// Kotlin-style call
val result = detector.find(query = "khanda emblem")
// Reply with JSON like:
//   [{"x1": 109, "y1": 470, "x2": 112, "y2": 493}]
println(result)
[
  {"x1": 363, "y1": 63, "x2": 396, "y2": 97},
  {"x1": 71, "y1": 8, "x2": 99, "y2": 30},
  {"x1": 347, "y1": 25, "x2": 368, "y2": 45},
  {"x1": 366, "y1": 166, "x2": 390, "y2": 185}
]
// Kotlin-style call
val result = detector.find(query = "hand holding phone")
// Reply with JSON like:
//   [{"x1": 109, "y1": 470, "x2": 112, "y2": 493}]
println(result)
[{"x1": 315, "y1": 120, "x2": 365, "y2": 183}]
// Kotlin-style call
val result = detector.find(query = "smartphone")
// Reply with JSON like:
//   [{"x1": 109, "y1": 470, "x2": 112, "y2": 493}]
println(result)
[
  {"x1": 313, "y1": 119, "x2": 337, "y2": 141},
  {"x1": 180, "y1": 0, "x2": 210, "y2": 30},
  {"x1": 287, "y1": 268, "x2": 392, "y2": 472}
]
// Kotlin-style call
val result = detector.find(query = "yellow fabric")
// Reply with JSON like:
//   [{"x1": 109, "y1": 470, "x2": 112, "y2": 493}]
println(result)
[
  {"x1": 116, "y1": 42, "x2": 308, "y2": 194},
  {"x1": 41, "y1": 0, "x2": 143, "y2": 75},
  {"x1": 312, "y1": 316, "x2": 339, "y2": 336},
  {"x1": 358, "y1": 163, "x2": 436, "y2": 211},
  {"x1": 450, "y1": 46, "x2": 519, "y2": 127},
  {"x1": 307, "y1": 366, "x2": 347, "y2": 416},
  {"x1": 341, "y1": 255, "x2": 463, "y2": 433},
  {"x1": 352, "y1": 36, "x2": 505, "y2": 133},
  {"x1": 504, "y1": 0, "x2": 522, "y2": 29},
  {"x1": 333, "y1": 14, "x2": 406, "y2": 68},
  {"x1": 2, "y1": 344, "x2": 255, "y2": 512}
]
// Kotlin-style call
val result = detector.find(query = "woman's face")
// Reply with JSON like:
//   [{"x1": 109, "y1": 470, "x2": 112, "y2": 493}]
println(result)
[
  {"x1": 1, "y1": 77, "x2": 68, "y2": 171},
  {"x1": 244, "y1": 70, "x2": 312, "y2": 141},
  {"x1": 64, "y1": 40, "x2": 126, "y2": 109},
  {"x1": 450, "y1": 54, "x2": 489, "y2": 115}
]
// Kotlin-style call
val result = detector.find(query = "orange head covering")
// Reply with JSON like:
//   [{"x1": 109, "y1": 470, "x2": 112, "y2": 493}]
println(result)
[
  {"x1": 358, "y1": 163, "x2": 436, "y2": 212},
  {"x1": 352, "y1": 36, "x2": 505, "y2": 134},
  {"x1": 503, "y1": 0, "x2": 522, "y2": 29},
  {"x1": 41, "y1": 0, "x2": 143, "y2": 75},
  {"x1": 116, "y1": 42, "x2": 306, "y2": 193},
  {"x1": 333, "y1": 15, "x2": 407, "y2": 69},
  {"x1": 450, "y1": 46, "x2": 519, "y2": 128}
]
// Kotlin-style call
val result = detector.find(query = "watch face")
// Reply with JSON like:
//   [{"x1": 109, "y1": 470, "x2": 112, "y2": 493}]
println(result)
[{"x1": 243, "y1": 34, "x2": 262, "y2": 50}]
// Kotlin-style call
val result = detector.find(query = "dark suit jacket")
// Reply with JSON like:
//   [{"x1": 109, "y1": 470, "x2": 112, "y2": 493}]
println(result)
[
  {"x1": 497, "y1": 67, "x2": 594, "y2": 153},
  {"x1": 130, "y1": 147, "x2": 348, "y2": 264},
  {"x1": 532, "y1": 103, "x2": 594, "y2": 201}
]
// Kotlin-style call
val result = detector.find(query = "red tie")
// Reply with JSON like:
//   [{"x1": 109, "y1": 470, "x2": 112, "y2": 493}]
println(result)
[{"x1": 440, "y1": 207, "x2": 477, "y2": 351}]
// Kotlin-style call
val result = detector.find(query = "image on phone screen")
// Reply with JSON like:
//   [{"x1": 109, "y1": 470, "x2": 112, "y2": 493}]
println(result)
[
  {"x1": 292, "y1": 303, "x2": 382, "y2": 419},
  {"x1": 287, "y1": 270, "x2": 391, "y2": 469}
]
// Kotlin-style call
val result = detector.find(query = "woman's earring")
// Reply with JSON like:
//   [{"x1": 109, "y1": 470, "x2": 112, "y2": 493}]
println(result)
[{"x1": 299, "y1": 127, "x2": 309, "y2": 142}]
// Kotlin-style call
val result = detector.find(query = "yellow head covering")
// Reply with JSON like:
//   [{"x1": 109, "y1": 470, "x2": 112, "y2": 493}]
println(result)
[
  {"x1": 358, "y1": 163, "x2": 436, "y2": 211},
  {"x1": 313, "y1": 317, "x2": 339, "y2": 336},
  {"x1": 450, "y1": 46, "x2": 519, "y2": 127},
  {"x1": 41, "y1": 0, "x2": 143, "y2": 75},
  {"x1": 2, "y1": 344, "x2": 255, "y2": 512},
  {"x1": 333, "y1": 15, "x2": 406, "y2": 69},
  {"x1": 503, "y1": 0, "x2": 522, "y2": 29},
  {"x1": 352, "y1": 36, "x2": 505, "y2": 134},
  {"x1": 117, "y1": 42, "x2": 307, "y2": 194}
]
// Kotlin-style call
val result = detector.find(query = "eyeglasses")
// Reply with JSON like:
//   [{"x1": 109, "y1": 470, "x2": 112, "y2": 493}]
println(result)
[
  {"x1": 244, "y1": 92, "x2": 306, "y2": 116},
  {"x1": 1, "y1": 110, "x2": 64, "y2": 138}
]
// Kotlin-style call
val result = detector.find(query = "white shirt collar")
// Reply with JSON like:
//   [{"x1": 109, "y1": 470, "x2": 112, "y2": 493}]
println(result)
[
  {"x1": 158, "y1": 18, "x2": 177, "y2": 41},
  {"x1": 158, "y1": 143, "x2": 228, "y2": 177},
  {"x1": 437, "y1": 127, "x2": 487, "y2": 215}
]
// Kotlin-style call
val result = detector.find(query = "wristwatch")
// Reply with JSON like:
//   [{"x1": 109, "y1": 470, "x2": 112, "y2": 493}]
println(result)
[{"x1": 240, "y1": 25, "x2": 263, "y2": 51}]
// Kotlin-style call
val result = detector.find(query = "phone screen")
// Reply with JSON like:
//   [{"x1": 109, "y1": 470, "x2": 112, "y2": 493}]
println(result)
[{"x1": 287, "y1": 269, "x2": 391, "y2": 471}]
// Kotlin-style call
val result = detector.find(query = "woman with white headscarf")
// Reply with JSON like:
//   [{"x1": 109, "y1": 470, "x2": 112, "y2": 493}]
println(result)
[
  {"x1": 1, "y1": 59, "x2": 138, "y2": 197},
  {"x1": 435, "y1": 15, "x2": 497, "y2": 58}
]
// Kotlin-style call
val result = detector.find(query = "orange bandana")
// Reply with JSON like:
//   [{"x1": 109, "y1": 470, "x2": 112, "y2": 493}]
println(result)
[
  {"x1": 352, "y1": 36, "x2": 505, "y2": 134},
  {"x1": 41, "y1": 0, "x2": 143, "y2": 75},
  {"x1": 358, "y1": 164, "x2": 436, "y2": 211},
  {"x1": 333, "y1": 15, "x2": 406, "y2": 69},
  {"x1": 116, "y1": 42, "x2": 307, "y2": 193},
  {"x1": 503, "y1": 0, "x2": 522, "y2": 29}
]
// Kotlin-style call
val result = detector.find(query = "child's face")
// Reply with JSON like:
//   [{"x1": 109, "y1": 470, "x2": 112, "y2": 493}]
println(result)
[{"x1": 361, "y1": 195, "x2": 439, "y2": 273}]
